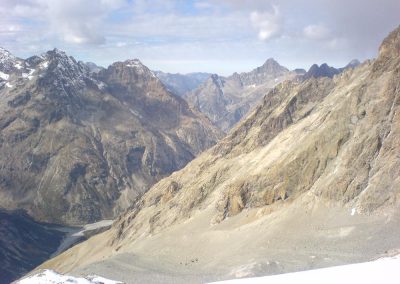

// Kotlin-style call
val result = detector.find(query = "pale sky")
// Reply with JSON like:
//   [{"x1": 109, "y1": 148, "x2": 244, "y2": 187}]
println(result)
[{"x1": 1, "y1": 0, "x2": 399, "y2": 75}]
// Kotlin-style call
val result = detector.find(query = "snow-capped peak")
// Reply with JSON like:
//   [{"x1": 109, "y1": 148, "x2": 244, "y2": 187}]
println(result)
[
  {"x1": 124, "y1": 59, "x2": 156, "y2": 77},
  {"x1": 125, "y1": 59, "x2": 143, "y2": 68},
  {"x1": 0, "y1": 47, "x2": 16, "y2": 60},
  {"x1": 41, "y1": 48, "x2": 87, "y2": 78},
  {"x1": 0, "y1": 47, "x2": 19, "y2": 73},
  {"x1": 28, "y1": 49, "x2": 90, "y2": 96}
]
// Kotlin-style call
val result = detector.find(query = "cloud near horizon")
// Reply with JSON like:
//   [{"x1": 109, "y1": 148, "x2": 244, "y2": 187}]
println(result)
[{"x1": 0, "y1": 0, "x2": 399, "y2": 75}]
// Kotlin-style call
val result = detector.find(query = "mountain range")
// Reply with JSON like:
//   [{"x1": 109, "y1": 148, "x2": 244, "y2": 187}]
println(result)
[
  {"x1": 184, "y1": 58, "x2": 359, "y2": 132},
  {"x1": 2, "y1": 24, "x2": 399, "y2": 284},
  {"x1": 36, "y1": 25, "x2": 400, "y2": 283},
  {"x1": 185, "y1": 58, "x2": 301, "y2": 132},
  {"x1": 0, "y1": 48, "x2": 222, "y2": 226},
  {"x1": 154, "y1": 71, "x2": 211, "y2": 97}
]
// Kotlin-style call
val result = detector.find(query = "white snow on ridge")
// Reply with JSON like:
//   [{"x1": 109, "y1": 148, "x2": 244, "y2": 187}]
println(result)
[
  {"x1": 211, "y1": 255, "x2": 400, "y2": 284},
  {"x1": 16, "y1": 269, "x2": 123, "y2": 284},
  {"x1": 40, "y1": 61, "x2": 49, "y2": 69}
]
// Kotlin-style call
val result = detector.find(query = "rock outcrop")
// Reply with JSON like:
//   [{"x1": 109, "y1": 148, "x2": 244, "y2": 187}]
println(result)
[{"x1": 0, "y1": 49, "x2": 222, "y2": 225}]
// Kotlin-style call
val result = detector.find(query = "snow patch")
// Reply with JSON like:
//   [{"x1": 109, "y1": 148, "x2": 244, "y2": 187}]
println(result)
[
  {"x1": 15, "y1": 62, "x2": 23, "y2": 69},
  {"x1": 16, "y1": 269, "x2": 123, "y2": 284},
  {"x1": 125, "y1": 59, "x2": 156, "y2": 77},
  {"x1": 95, "y1": 81, "x2": 107, "y2": 90},
  {"x1": 125, "y1": 59, "x2": 142, "y2": 68},
  {"x1": 126, "y1": 63, "x2": 140, "y2": 68},
  {"x1": 351, "y1": 208, "x2": 356, "y2": 216},
  {"x1": 40, "y1": 61, "x2": 49, "y2": 69},
  {"x1": 211, "y1": 255, "x2": 400, "y2": 284},
  {"x1": 6, "y1": 82, "x2": 13, "y2": 88},
  {"x1": 0, "y1": 71, "x2": 9, "y2": 80},
  {"x1": 87, "y1": 275, "x2": 123, "y2": 284},
  {"x1": 22, "y1": 69, "x2": 35, "y2": 80}
]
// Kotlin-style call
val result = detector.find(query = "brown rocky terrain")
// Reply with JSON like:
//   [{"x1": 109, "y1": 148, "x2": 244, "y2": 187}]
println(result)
[
  {"x1": 0, "y1": 49, "x2": 222, "y2": 225},
  {"x1": 36, "y1": 25, "x2": 400, "y2": 283}
]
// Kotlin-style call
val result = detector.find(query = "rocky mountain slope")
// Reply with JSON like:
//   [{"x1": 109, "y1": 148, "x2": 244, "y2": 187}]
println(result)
[
  {"x1": 0, "y1": 48, "x2": 222, "y2": 225},
  {"x1": 39, "y1": 26, "x2": 400, "y2": 283},
  {"x1": 154, "y1": 71, "x2": 211, "y2": 97},
  {"x1": 185, "y1": 58, "x2": 300, "y2": 131},
  {"x1": 0, "y1": 209, "x2": 65, "y2": 284}
]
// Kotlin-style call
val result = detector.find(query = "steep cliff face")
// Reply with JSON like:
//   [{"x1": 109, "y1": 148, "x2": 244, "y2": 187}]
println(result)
[
  {"x1": 185, "y1": 59, "x2": 299, "y2": 132},
  {"x1": 39, "y1": 27, "x2": 400, "y2": 280},
  {"x1": 0, "y1": 50, "x2": 222, "y2": 225}
]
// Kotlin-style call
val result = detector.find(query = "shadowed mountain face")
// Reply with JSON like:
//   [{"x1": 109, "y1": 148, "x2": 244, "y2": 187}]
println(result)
[
  {"x1": 303, "y1": 60, "x2": 361, "y2": 80},
  {"x1": 185, "y1": 58, "x2": 300, "y2": 132},
  {"x1": 0, "y1": 209, "x2": 65, "y2": 284},
  {"x1": 154, "y1": 71, "x2": 211, "y2": 97},
  {"x1": 40, "y1": 26, "x2": 400, "y2": 283},
  {"x1": 303, "y1": 63, "x2": 341, "y2": 79},
  {"x1": 0, "y1": 49, "x2": 222, "y2": 225}
]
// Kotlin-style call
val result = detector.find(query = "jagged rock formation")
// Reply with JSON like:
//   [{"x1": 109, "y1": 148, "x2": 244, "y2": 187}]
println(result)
[
  {"x1": 303, "y1": 63, "x2": 340, "y2": 79},
  {"x1": 154, "y1": 71, "x2": 211, "y2": 97},
  {"x1": 0, "y1": 209, "x2": 65, "y2": 284},
  {"x1": 303, "y1": 60, "x2": 361, "y2": 80},
  {"x1": 40, "y1": 26, "x2": 400, "y2": 283},
  {"x1": 0, "y1": 48, "x2": 222, "y2": 225},
  {"x1": 185, "y1": 58, "x2": 299, "y2": 131}
]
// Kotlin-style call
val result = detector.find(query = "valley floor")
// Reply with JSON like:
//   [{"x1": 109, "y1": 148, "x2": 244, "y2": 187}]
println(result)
[{"x1": 51, "y1": 220, "x2": 114, "y2": 257}]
